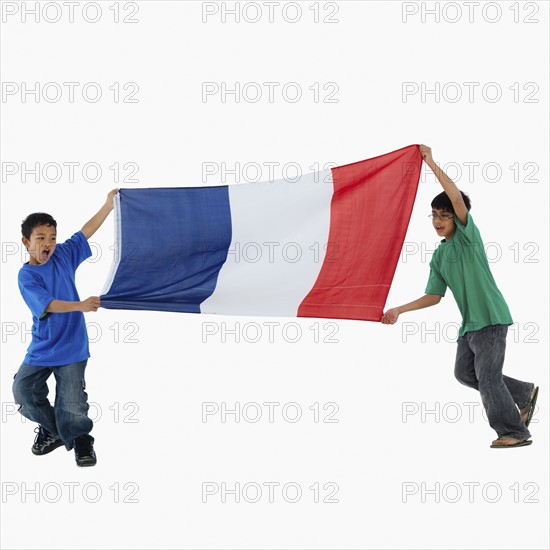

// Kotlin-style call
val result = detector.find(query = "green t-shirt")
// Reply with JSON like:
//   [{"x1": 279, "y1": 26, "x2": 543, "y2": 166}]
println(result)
[{"x1": 425, "y1": 212, "x2": 513, "y2": 336}]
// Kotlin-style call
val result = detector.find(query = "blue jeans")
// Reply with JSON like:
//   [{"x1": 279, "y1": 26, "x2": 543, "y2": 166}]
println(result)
[
  {"x1": 12, "y1": 360, "x2": 93, "y2": 450},
  {"x1": 454, "y1": 324, "x2": 532, "y2": 440}
]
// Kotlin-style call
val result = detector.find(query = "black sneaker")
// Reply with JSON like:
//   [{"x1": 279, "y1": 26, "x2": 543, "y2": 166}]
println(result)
[
  {"x1": 32, "y1": 426, "x2": 64, "y2": 456},
  {"x1": 74, "y1": 435, "x2": 97, "y2": 467}
]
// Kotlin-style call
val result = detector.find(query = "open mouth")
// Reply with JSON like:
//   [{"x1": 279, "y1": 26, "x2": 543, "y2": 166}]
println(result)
[{"x1": 41, "y1": 250, "x2": 50, "y2": 261}]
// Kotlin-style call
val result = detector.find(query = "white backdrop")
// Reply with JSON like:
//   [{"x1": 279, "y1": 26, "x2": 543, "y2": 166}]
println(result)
[{"x1": 1, "y1": 1, "x2": 548, "y2": 549}]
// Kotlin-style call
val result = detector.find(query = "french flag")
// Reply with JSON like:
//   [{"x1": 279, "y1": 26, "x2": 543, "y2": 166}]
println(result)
[{"x1": 100, "y1": 145, "x2": 422, "y2": 321}]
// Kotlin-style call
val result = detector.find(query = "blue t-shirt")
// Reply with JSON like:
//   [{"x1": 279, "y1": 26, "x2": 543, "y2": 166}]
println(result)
[{"x1": 18, "y1": 231, "x2": 92, "y2": 367}]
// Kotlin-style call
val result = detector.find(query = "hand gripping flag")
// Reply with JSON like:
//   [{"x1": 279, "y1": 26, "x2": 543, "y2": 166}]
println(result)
[{"x1": 100, "y1": 144, "x2": 422, "y2": 321}]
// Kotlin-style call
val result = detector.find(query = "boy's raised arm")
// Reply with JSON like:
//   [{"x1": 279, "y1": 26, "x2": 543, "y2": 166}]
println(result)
[
  {"x1": 419, "y1": 144, "x2": 468, "y2": 226},
  {"x1": 81, "y1": 189, "x2": 119, "y2": 240}
]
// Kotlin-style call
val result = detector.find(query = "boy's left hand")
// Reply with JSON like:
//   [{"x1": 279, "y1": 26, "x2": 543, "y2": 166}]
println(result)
[
  {"x1": 106, "y1": 188, "x2": 119, "y2": 208},
  {"x1": 82, "y1": 189, "x2": 120, "y2": 239}
]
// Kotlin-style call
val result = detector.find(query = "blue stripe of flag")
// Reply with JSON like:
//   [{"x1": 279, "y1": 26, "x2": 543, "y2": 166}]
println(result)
[{"x1": 101, "y1": 187, "x2": 232, "y2": 313}]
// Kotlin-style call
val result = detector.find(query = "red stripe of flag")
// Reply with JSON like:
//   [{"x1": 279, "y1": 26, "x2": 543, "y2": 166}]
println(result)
[{"x1": 297, "y1": 144, "x2": 422, "y2": 321}]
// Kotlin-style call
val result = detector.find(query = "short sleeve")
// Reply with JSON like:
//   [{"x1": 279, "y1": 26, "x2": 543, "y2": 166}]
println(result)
[
  {"x1": 454, "y1": 211, "x2": 479, "y2": 243},
  {"x1": 425, "y1": 262, "x2": 447, "y2": 297},
  {"x1": 18, "y1": 270, "x2": 55, "y2": 320},
  {"x1": 55, "y1": 231, "x2": 92, "y2": 270}
]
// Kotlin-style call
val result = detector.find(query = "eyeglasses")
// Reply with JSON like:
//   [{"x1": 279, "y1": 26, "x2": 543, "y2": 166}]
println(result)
[{"x1": 428, "y1": 213, "x2": 454, "y2": 221}]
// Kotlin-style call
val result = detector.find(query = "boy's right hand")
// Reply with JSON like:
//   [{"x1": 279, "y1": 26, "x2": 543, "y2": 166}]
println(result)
[
  {"x1": 381, "y1": 308, "x2": 400, "y2": 324},
  {"x1": 80, "y1": 296, "x2": 100, "y2": 312},
  {"x1": 419, "y1": 144, "x2": 433, "y2": 164}
]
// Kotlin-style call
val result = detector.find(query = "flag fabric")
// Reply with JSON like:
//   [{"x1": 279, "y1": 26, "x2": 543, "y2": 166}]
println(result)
[{"x1": 100, "y1": 144, "x2": 422, "y2": 321}]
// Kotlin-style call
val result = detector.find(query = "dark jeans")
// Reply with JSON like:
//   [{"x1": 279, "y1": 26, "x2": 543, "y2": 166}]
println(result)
[
  {"x1": 13, "y1": 360, "x2": 93, "y2": 450},
  {"x1": 454, "y1": 324, "x2": 532, "y2": 440}
]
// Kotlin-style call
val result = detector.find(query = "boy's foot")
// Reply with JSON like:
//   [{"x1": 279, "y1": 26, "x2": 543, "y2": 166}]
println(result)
[
  {"x1": 32, "y1": 426, "x2": 64, "y2": 456},
  {"x1": 74, "y1": 435, "x2": 97, "y2": 467},
  {"x1": 520, "y1": 386, "x2": 539, "y2": 427},
  {"x1": 490, "y1": 437, "x2": 532, "y2": 448}
]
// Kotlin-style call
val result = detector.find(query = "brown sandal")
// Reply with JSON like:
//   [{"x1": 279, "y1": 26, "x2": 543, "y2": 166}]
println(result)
[
  {"x1": 490, "y1": 437, "x2": 532, "y2": 448},
  {"x1": 520, "y1": 386, "x2": 539, "y2": 427}
]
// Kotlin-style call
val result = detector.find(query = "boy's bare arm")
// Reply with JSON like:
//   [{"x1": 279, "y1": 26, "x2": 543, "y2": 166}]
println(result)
[
  {"x1": 46, "y1": 296, "x2": 100, "y2": 313},
  {"x1": 381, "y1": 294, "x2": 441, "y2": 324},
  {"x1": 81, "y1": 189, "x2": 119, "y2": 239},
  {"x1": 419, "y1": 144, "x2": 468, "y2": 226}
]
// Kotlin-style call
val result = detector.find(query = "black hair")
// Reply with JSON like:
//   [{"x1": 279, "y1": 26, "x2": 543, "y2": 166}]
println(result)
[
  {"x1": 21, "y1": 213, "x2": 57, "y2": 239},
  {"x1": 431, "y1": 191, "x2": 471, "y2": 213}
]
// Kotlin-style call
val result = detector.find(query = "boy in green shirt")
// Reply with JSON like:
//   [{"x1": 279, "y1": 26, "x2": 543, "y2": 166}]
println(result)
[{"x1": 382, "y1": 145, "x2": 538, "y2": 448}]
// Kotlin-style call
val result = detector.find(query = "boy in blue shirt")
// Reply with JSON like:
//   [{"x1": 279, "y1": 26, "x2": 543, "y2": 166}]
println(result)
[
  {"x1": 13, "y1": 189, "x2": 118, "y2": 466},
  {"x1": 382, "y1": 145, "x2": 538, "y2": 448}
]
